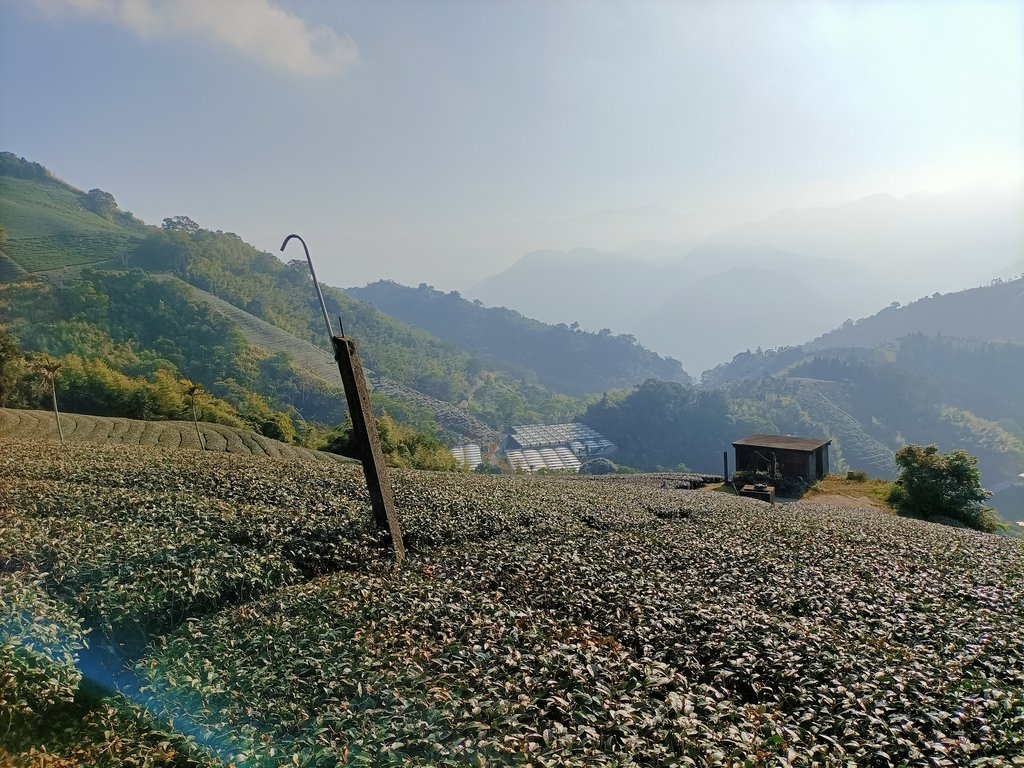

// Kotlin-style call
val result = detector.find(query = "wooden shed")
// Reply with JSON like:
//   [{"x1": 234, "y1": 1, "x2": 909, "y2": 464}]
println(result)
[{"x1": 732, "y1": 434, "x2": 831, "y2": 483}]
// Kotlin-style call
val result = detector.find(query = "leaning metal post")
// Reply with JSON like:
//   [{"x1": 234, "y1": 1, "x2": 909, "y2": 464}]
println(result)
[
  {"x1": 280, "y1": 235, "x2": 405, "y2": 564},
  {"x1": 281, "y1": 234, "x2": 334, "y2": 338}
]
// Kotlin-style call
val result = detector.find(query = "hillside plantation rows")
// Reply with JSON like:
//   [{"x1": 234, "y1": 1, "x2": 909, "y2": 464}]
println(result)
[{"x1": 2, "y1": 438, "x2": 1023, "y2": 766}]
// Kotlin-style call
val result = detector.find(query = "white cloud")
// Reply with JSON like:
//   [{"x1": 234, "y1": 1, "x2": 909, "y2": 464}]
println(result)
[{"x1": 31, "y1": 0, "x2": 358, "y2": 76}]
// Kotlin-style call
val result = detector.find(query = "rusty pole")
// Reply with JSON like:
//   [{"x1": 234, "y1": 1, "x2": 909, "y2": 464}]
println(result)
[{"x1": 281, "y1": 235, "x2": 404, "y2": 564}]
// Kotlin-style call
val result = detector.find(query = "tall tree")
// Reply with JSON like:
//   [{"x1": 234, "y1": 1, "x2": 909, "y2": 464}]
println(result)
[
  {"x1": 34, "y1": 356, "x2": 64, "y2": 443},
  {"x1": 181, "y1": 378, "x2": 205, "y2": 450},
  {"x1": 161, "y1": 215, "x2": 200, "y2": 234},
  {"x1": 81, "y1": 188, "x2": 118, "y2": 218}
]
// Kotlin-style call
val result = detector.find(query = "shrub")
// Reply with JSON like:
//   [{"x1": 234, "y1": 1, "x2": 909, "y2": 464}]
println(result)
[
  {"x1": 846, "y1": 470, "x2": 868, "y2": 482},
  {"x1": 580, "y1": 457, "x2": 617, "y2": 475},
  {"x1": 322, "y1": 412, "x2": 458, "y2": 471},
  {"x1": 891, "y1": 444, "x2": 1003, "y2": 532}
]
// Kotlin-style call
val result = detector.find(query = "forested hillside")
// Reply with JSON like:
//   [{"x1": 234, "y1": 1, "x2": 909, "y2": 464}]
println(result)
[
  {"x1": 581, "y1": 379, "x2": 745, "y2": 473},
  {"x1": 0, "y1": 275, "x2": 339, "y2": 444},
  {"x1": 349, "y1": 280, "x2": 689, "y2": 396}
]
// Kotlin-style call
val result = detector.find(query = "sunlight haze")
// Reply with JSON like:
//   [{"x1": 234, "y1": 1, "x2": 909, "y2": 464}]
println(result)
[{"x1": 1, "y1": 0, "x2": 1021, "y2": 292}]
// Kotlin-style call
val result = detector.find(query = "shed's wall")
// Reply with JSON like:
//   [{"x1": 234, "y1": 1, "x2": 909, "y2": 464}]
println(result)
[{"x1": 734, "y1": 444, "x2": 825, "y2": 481}]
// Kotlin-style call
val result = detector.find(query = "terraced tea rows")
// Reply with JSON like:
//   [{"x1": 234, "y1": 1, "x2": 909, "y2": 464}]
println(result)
[
  {"x1": 0, "y1": 408, "x2": 346, "y2": 462},
  {"x1": 0, "y1": 176, "x2": 143, "y2": 276},
  {"x1": 3, "y1": 233, "x2": 132, "y2": 273},
  {"x1": 2, "y1": 440, "x2": 1023, "y2": 767},
  {"x1": 789, "y1": 382, "x2": 896, "y2": 477}
]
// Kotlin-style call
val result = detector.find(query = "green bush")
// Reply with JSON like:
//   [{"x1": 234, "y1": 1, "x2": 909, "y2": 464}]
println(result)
[
  {"x1": 885, "y1": 482, "x2": 906, "y2": 507},
  {"x1": 580, "y1": 457, "x2": 617, "y2": 475},
  {"x1": 322, "y1": 412, "x2": 458, "y2": 471},
  {"x1": 846, "y1": 470, "x2": 868, "y2": 482},
  {"x1": 891, "y1": 444, "x2": 1003, "y2": 532}
]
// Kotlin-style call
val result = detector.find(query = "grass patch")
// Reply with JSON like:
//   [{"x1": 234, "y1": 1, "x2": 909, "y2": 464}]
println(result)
[{"x1": 803, "y1": 472, "x2": 896, "y2": 507}]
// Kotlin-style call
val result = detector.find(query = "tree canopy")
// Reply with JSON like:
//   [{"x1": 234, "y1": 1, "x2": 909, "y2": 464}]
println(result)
[
  {"x1": 81, "y1": 188, "x2": 118, "y2": 218},
  {"x1": 582, "y1": 378, "x2": 741, "y2": 472}
]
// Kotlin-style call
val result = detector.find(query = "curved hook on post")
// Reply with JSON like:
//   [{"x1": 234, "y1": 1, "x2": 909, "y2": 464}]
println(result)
[{"x1": 281, "y1": 234, "x2": 335, "y2": 340}]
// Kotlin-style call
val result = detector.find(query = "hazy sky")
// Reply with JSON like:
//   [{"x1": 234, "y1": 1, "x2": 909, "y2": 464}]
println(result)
[{"x1": 1, "y1": 0, "x2": 1022, "y2": 288}]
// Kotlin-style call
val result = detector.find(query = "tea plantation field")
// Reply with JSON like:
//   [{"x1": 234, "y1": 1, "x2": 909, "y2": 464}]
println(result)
[
  {"x1": 0, "y1": 176, "x2": 143, "y2": 275},
  {"x1": 2, "y1": 439, "x2": 1023, "y2": 767},
  {"x1": 0, "y1": 408, "x2": 347, "y2": 463}
]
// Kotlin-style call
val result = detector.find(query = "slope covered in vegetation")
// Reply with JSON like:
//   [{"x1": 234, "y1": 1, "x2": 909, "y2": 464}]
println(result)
[
  {"x1": 0, "y1": 155, "x2": 590, "y2": 438},
  {"x1": 0, "y1": 152, "x2": 146, "y2": 274},
  {"x1": 696, "y1": 337, "x2": 1024, "y2": 497},
  {"x1": 3, "y1": 439, "x2": 1023, "y2": 766},
  {"x1": 806, "y1": 277, "x2": 1024, "y2": 350},
  {"x1": 349, "y1": 280, "x2": 689, "y2": 396},
  {"x1": 154, "y1": 275, "x2": 498, "y2": 444}
]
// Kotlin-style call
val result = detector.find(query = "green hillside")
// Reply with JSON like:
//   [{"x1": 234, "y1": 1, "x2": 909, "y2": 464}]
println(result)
[
  {"x1": 784, "y1": 378, "x2": 897, "y2": 477},
  {"x1": 3, "y1": 439, "x2": 1023, "y2": 766},
  {"x1": 806, "y1": 276, "x2": 1024, "y2": 350},
  {"x1": 123, "y1": 226, "x2": 587, "y2": 430},
  {"x1": 0, "y1": 407, "x2": 348, "y2": 462},
  {"x1": 708, "y1": 349, "x2": 1024, "y2": 525},
  {"x1": 349, "y1": 280, "x2": 690, "y2": 396},
  {"x1": 0, "y1": 154, "x2": 147, "y2": 274},
  {"x1": 0, "y1": 154, "x2": 585, "y2": 443},
  {"x1": 693, "y1": 324, "x2": 1024, "y2": 513},
  {"x1": 156, "y1": 275, "x2": 498, "y2": 443}
]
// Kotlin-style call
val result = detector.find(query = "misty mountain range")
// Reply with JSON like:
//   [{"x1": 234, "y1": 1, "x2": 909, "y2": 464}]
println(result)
[{"x1": 466, "y1": 182, "x2": 1023, "y2": 373}]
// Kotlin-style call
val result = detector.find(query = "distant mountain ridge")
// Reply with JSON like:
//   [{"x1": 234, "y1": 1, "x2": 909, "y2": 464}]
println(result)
[
  {"x1": 703, "y1": 277, "x2": 1024, "y2": 389},
  {"x1": 470, "y1": 243, "x2": 881, "y2": 373},
  {"x1": 469, "y1": 183, "x2": 1023, "y2": 373}
]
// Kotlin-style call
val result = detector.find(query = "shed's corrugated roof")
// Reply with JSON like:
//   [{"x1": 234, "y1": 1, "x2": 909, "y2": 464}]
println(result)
[{"x1": 732, "y1": 434, "x2": 831, "y2": 452}]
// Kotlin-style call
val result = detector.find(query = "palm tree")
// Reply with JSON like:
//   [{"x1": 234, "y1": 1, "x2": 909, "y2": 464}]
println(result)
[
  {"x1": 34, "y1": 357, "x2": 63, "y2": 443},
  {"x1": 181, "y1": 378, "x2": 206, "y2": 450}
]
